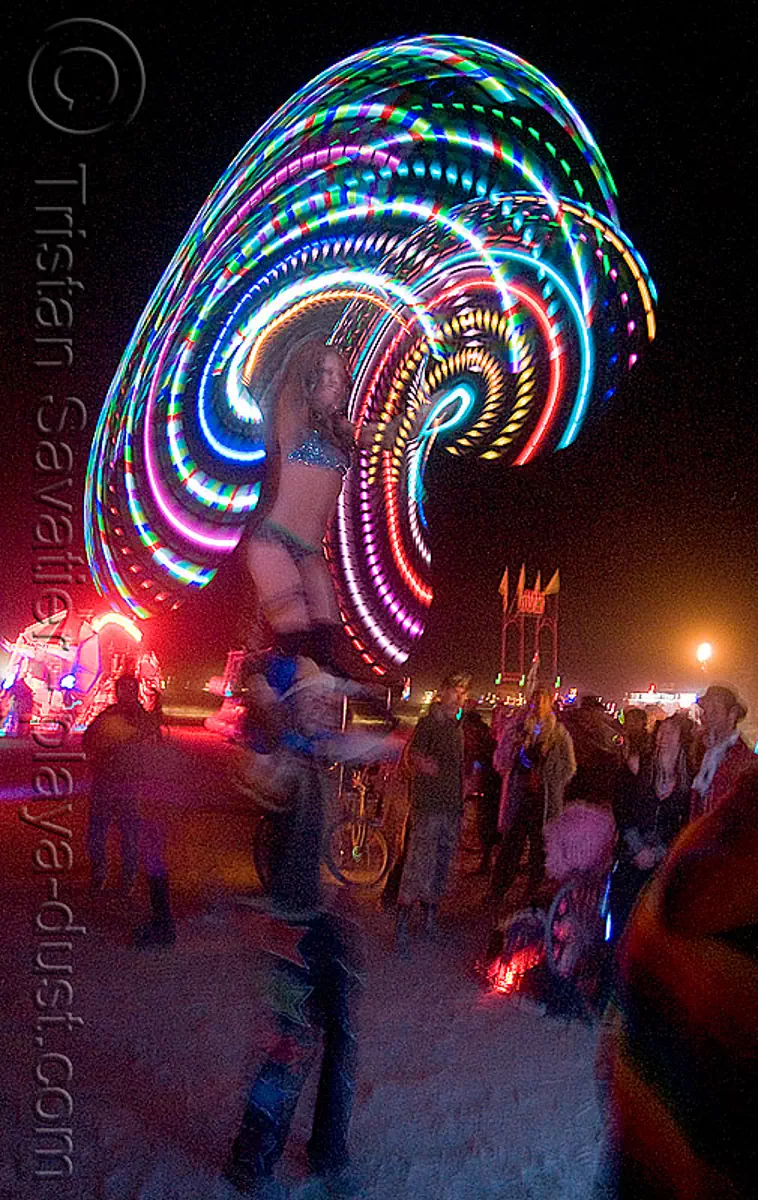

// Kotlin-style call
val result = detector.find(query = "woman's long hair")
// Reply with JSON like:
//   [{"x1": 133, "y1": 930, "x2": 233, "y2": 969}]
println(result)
[
  {"x1": 258, "y1": 337, "x2": 354, "y2": 516},
  {"x1": 271, "y1": 336, "x2": 353, "y2": 451},
  {"x1": 623, "y1": 707, "x2": 652, "y2": 758}
]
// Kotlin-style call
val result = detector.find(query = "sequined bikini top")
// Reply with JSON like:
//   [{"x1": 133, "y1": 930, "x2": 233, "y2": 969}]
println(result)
[{"x1": 287, "y1": 429, "x2": 351, "y2": 477}]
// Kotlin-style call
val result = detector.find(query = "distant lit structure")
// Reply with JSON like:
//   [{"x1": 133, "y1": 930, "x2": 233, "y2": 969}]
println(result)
[
  {"x1": 0, "y1": 612, "x2": 162, "y2": 735},
  {"x1": 624, "y1": 686, "x2": 699, "y2": 716},
  {"x1": 497, "y1": 566, "x2": 560, "y2": 699}
]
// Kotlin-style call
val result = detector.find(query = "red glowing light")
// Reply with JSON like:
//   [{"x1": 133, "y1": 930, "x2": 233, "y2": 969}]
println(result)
[{"x1": 487, "y1": 945, "x2": 544, "y2": 995}]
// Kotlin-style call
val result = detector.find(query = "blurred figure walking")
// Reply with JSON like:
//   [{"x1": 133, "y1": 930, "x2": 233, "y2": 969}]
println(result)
[
  {"x1": 594, "y1": 767, "x2": 758, "y2": 1198},
  {"x1": 225, "y1": 653, "x2": 366, "y2": 1199},
  {"x1": 83, "y1": 675, "x2": 161, "y2": 893}
]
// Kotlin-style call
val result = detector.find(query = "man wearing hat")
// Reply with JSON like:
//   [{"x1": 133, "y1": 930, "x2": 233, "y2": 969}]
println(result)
[{"x1": 691, "y1": 685, "x2": 754, "y2": 820}]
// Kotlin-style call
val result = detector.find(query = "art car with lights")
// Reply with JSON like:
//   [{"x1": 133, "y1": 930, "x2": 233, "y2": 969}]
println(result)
[{"x1": 0, "y1": 611, "x2": 162, "y2": 736}]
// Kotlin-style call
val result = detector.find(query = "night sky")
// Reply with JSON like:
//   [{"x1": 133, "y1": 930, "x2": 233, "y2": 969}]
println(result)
[{"x1": 4, "y1": 2, "x2": 756, "y2": 704}]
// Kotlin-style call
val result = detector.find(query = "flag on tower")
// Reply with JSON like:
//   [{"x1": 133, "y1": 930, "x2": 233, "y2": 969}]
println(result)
[
  {"x1": 544, "y1": 569, "x2": 560, "y2": 595},
  {"x1": 498, "y1": 567, "x2": 509, "y2": 608}
]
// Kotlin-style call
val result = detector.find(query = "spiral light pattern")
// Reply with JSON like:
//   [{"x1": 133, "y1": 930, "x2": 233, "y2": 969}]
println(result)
[{"x1": 85, "y1": 35, "x2": 656, "y2": 673}]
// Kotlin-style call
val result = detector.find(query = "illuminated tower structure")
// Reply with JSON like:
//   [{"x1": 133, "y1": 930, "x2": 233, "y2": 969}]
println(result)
[{"x1": 497, "y1": 566, "x2": 560, "y2": 696}]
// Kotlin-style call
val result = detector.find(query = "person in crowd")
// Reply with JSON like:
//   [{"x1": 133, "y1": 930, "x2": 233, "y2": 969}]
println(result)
[
  {"x1": 690, "y1": 684, "x2": 754, "y2": 820},
  {"x1": 594, "y1": 766, "x2": 758, "y2": 1198},
  {"x1": 224, "y1": 654, "x2": 365, "y2": 1200},
  {"x1": 394, "y1": 673, "x2": 469, "y2": 951},
  {"x1": 83, "y1": 674, "x2": 179, "y2": 948},
  {"x1": 9, "y1": 675, "x2": 34, "y2": 737},
  {"x1": 460, "y1": 698, "x2": 500, "y2": 874},
  {"x1": 562, "y1": 694, "x2": 622, "y2": 809},
  {"x1": 84, "y1": 674, "x2": 161, "y2": 891},
  {"x1": 607, "y1": 708, "x2": 660, "y2": 951},
  {"x1": 489, "y1": 701, "x2": 512, "y2": 745},
  {"x1": 643, "y1": 704, "x2": 666, "y2": 737},
  {"x1": 652, "y1": 709, "x2": 697, "y2": 841},
  {"x1": 488, "y1": 686, "x2": 576, "y2": 912}
]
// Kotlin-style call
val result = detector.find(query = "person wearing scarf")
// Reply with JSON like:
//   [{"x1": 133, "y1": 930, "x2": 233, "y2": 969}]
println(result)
[{"x1": 690, "y1": 686, "x2": 753, "y2": 821}]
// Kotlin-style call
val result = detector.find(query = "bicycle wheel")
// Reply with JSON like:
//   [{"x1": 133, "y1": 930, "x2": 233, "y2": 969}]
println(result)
[
  {"x1": 325, "y1": 819, "x2": 389, "y2": 887},
  {"x1": 546, "y1": 874, "x2": 604, "y2": 983}
]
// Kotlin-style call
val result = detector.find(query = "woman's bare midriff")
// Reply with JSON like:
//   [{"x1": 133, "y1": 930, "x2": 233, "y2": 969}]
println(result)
[{"x1": 267, "y1": 459, "x2": 344, "y2": 547}]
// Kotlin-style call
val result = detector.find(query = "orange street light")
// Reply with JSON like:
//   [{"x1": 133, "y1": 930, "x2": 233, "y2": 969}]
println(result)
[{"x1": 696, "y1": 642, "x2": 713, "y2": 671}]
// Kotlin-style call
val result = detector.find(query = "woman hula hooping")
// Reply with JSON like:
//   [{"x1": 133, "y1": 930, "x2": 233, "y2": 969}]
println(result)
[{"x1": 246, "y1": 336, "x2": 403, "y2": 674}]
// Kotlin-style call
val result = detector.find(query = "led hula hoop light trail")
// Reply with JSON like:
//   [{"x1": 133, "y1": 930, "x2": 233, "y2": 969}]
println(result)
[{"x1": 85, "y1": 35, "x2": 656, "y2": 674}]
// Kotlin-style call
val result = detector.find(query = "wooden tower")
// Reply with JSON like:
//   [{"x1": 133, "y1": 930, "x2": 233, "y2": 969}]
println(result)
[{"x1": 497, "y1": 565, "x2": 560, "y2": 695}]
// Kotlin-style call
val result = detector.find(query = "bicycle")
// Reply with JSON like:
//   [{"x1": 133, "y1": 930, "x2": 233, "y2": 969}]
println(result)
[
  {"x1": 252, "y1": 766, "x2": 391, "y2": 891},
  {"x1": 484, "y1": 804, "x2": 616, "y2": 1020},
  {"x1": 324, "y1": 767, "x2": 390, "y2": 887},
  {"x1": 485, "y1": 869, "x2": 612, "y2": 1019}
]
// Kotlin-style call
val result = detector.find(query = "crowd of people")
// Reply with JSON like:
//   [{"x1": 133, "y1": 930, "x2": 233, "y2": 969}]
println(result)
[
  {"x1": 78, "y1": 661, "x2": 757, "y2": 1198},
  {"x1": 388, "y1": 677, "x2": 757, "y2": 1199},
  {"x1": 390, "y1": 681, "x2": 754, "y2": 957}
]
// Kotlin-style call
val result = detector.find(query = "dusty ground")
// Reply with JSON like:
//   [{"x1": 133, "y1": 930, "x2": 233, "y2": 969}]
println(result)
[{"x1": 1, "y1": 727, "x2": 601, "y2": 1199}]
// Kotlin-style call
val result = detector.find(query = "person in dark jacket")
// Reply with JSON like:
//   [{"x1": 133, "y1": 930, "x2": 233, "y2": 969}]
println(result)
[
  {"x1": 83, "y1": 674, "x2": 178, "y2": 948},
  {"x1": 460, "y1": 699, "x2": 500, "y2": 874},
  {"x1": 394, "y1": 673, "x2": 468, "y2": 949},
  {"x1": 608, "y1": 708, "x2": 661, "y2": 951}
]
